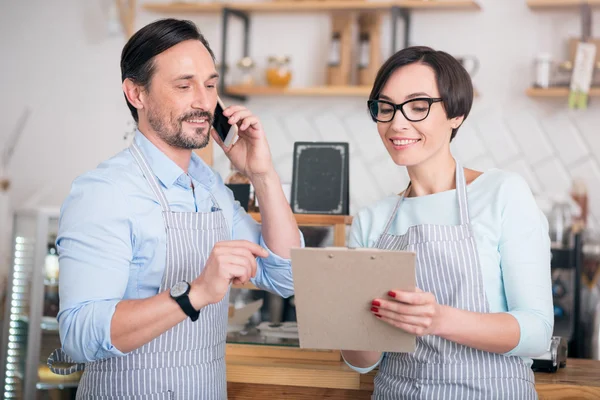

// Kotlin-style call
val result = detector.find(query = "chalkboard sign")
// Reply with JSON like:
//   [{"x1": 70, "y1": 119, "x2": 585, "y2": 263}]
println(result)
[{"x1": 290, "y1": 142, "x2": 349, "y2": 215}]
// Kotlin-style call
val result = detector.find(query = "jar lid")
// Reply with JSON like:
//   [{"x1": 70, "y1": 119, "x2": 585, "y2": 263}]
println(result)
[
  {"x1": 268, "y1": 55, "x2": 290, "y2": 64},
  {"x1": 237, "y1": 57, "x2": 255, "y2": 68}
]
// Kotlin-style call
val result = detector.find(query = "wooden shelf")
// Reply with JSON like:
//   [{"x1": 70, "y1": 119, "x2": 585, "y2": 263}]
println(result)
[
  {"x1": 226, "y1": 85, "x2": 371, "y2": 97},
  {"x1": 526, "y1": 86, "x2": 600, "y2": 97},
  {"x1": 144, "y1": 0, "x2": 481, "y2": 13},
  {"x1": 248, "y1": 212, "x2": 353, "y2": 226},
  {"x1": 527, "y1": 0, "x2": 600, "y2": 9}
]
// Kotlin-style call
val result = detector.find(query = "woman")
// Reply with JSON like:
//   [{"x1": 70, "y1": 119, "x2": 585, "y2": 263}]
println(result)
[{"x1": 342, "y1": 46, "x2": 553, "y2": 399}]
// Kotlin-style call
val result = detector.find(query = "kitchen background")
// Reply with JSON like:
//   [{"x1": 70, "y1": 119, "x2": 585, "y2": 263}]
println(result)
[{"x1": 1, "y1": 0, "x2": 600, "y2": 366}]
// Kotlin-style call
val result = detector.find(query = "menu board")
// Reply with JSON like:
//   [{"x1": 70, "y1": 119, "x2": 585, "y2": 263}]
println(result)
[{"x1": 290, "y1": 142, "x2": 349, "y2": 215}]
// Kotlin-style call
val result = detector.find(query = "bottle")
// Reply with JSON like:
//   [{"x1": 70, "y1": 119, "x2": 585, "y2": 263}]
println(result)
[
  {"x1": 328, "y1": 32, "x2": 341, "y2": 67},
  {"x1": 358, "y1": 33, "x2": 370, "y2": 70},
  {"x1": 44, "y1": 241, "x2": 59, "y2": 284},
  {"x1": 534, "y1": 53, "x2": 552, "y2": 88}
]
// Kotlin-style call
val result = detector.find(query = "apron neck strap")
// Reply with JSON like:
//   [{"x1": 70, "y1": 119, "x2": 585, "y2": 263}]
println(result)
[
  {"x1": 454, "y1": 160, "x2": 470, "y2": 225},
  {"x1": 380, "y1": 159, "x2": 471, "y2": 237},
  {"x1": 130, "y1": 141, "x2": 171, "y2": 212}
]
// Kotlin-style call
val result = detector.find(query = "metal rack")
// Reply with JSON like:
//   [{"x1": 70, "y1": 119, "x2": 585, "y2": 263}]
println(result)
[
  {"x1": 551, "y1": 232, "x2": 584, "y2": 358},
  {"x1": 0, "y1": 208, "x2": 79, "y2": 400}
]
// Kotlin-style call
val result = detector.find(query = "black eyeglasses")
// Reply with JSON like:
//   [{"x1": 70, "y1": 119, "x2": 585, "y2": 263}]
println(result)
[{"x1": 367, "y1": 97, "x2": 443, "y2": 123}]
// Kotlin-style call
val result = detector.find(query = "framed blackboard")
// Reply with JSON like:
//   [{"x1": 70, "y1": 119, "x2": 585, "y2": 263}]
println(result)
[{"x1": 290, "y1": 142, "x2": 349, "y2": 215}]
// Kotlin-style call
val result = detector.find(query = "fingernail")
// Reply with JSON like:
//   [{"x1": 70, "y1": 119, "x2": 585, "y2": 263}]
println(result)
[
  {"x1": 388, "y1": 291, "x2": 396, "y2": 298},
  {"x1": 372, "y1": 300, "x2": 381, "y2": 307},
  {"x1": 375, "y1": 314, "x2": 382, "y2": 318},
  {"x1": 370, "y1": 307, "x2": 379, "y2": 313}
]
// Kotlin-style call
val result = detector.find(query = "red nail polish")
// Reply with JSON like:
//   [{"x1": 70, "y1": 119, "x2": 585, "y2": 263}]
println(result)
[
  {"x1": 371, "y1": 307, "x2": 379, "y2": 313},
  {"x1": 372, "y1": 300, "x2": 381, "y2": 307},
  {"x1": 375, "y1": 314, "x2": 382, "y2": 318},
  {"x1": 388, "y1": 291, "x2": 396, "y2": 298}
]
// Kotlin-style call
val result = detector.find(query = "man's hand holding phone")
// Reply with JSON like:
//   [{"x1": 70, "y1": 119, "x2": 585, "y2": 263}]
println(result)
[{"x1": 211, "y1": 97, "x2": 275, "y2": 180}]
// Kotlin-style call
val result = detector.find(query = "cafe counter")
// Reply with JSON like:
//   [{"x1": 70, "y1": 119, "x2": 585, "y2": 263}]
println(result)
[{"x1": 224, "y1": 344, "x2": 600, "y2": 400}]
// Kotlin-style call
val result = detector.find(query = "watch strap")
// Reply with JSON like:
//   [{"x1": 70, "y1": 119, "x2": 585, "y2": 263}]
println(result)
[{"x1": 173, "y1": 289, "x2": 200, "y2": 322}]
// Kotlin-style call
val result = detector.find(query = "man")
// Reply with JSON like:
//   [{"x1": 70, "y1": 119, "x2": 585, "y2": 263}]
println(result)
[{"x1": 48, "y1": 18, "x2": 303, "y2": 399}]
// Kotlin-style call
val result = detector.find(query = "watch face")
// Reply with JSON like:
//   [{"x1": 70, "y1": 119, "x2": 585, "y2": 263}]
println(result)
[{"x1": 171, "y1": 281, "x2": 189, "y2": 298}]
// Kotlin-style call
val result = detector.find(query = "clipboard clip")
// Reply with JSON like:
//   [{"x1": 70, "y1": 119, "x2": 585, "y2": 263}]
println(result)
[{"x1": 328, "y1": 247, "x2": 377, "y2": 260}]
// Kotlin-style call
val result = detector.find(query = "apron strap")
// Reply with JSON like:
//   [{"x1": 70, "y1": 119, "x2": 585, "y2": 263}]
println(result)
[
  {"x1": 454, "y1": 160, "x2": 471, "y2": 225},
  {"x1": 130, "y1": 141, "x2": 171, "y2": 212},
  {"x1": 47, "y1": 348, "x2": 85, "y2": 375},
  {"x1": 379, "y1": 159, "x2": 471, "y2": 238},
  {"x1": 379, "y1": 183, "x2": 411, "y2": 238}
]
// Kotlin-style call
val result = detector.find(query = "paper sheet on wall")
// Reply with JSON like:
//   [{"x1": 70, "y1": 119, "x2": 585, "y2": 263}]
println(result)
[{"x1": 569, "y1": 42, "x2": 597, "y2": 110}]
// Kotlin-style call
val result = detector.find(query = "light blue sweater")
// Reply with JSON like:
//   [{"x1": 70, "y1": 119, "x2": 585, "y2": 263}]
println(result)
[{"x1": 345, "y1": 168, "x2": 554, "y2": 373}]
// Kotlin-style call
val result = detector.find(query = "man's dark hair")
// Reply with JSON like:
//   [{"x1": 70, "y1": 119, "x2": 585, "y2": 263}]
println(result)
[
  {"x1": 369, "y1": 46, "x2": 473, "y2": 141},
  {"x1": 120, "y1": 18, "x2": 216, "y2": 123}
]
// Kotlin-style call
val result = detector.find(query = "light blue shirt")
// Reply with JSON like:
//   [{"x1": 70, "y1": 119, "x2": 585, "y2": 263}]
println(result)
[
  {"x1": 345, "y1": 169, "x2": 554, "y2": 372},
  {"x1": 57, "y1": 130, "x2": 302, "y2": 363}
]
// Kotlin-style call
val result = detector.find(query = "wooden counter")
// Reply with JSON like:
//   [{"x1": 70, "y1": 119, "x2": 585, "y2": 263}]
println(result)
[{"x1": 224, "y1": 353, "x2": 600, "y2": 399}]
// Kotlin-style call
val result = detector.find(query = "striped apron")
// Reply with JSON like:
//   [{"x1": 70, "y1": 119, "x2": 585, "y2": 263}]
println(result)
[
  {"x1": 372, "y1": 162, "x2": 537, "y2": 400},
  {"x1": 48, "y1": 141, "x2": 231, "y2": 399}
]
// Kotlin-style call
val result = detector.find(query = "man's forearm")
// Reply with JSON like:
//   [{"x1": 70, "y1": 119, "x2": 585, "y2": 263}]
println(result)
[
  {"x1": 111, "y1": 289, "x2": 207, "y2": 353},
  {"x1": 251, "y1": 169, "x2": 300, "y2": 258}
]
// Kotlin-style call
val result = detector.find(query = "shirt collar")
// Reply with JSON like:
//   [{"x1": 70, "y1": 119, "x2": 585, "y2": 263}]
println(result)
[{"x1": 133, "y1": 129, "x2": 215, "y2": 189}]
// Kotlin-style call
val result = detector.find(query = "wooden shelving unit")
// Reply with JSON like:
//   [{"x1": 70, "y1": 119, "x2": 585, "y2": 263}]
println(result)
[
  {"x1": 527, "y1": 0, "x2": 600, "y2": 9},
  {"x1": 144, "y1": 1, "x2": 482, "y2": 100},
  {"x1": 526, "y1": 87, "x2": 600, "y2": 97},
  {"x1": 144, "y1": 0, "x2": 481, "y2": 13}
]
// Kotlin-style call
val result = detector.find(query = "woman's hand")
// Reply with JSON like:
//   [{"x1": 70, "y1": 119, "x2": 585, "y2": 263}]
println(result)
[{"x1": 371, "y1": 288, "x2": 445, "y2": 336}]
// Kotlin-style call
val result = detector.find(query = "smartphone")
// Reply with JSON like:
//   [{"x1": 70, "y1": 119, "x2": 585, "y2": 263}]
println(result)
[{"x1": 212, "y1": 96, "x2": 238, "y2": 148}]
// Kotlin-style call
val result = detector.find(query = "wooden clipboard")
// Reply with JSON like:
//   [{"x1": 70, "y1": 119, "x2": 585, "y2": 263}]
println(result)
[{"x1": 291, "y1": 247, "x2": 416, "y2": 353}]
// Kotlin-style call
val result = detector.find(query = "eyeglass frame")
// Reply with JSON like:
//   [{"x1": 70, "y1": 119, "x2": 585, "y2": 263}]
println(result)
[{"x1": 367, "y1": 97, "x2": 444, "y2": 123}]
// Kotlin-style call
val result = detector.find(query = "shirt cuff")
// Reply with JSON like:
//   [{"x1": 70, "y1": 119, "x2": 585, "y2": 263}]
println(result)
[
  {"x1": 93, "y1": 300, "x2": 127, "y2": 360},
  {"x1": 59, "y1": 299, "x2": 126, "y2": 362},
  {"x1": 258, "y1": 229, "x2": 305, "y2": 267},
  {"x1": 342, "y1": 352, "x2": 384, "y2": 374},
  {"x1": 503, "y1": 310, "x2": 553, "y2": 357}
]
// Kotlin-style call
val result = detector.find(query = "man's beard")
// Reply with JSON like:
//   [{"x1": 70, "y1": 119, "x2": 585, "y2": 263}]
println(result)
[{"x1": 147, "y1": 107, "x2": 214, "y2": 150}]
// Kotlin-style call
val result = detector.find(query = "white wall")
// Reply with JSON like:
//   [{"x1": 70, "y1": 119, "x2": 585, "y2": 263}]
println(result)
[{"x1": 1, "y1": 0, "x2": 599, "y2": 269}]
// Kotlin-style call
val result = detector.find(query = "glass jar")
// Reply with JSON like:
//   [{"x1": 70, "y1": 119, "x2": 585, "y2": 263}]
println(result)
[
  {"x1": 266, "y1": 56, "x2": 292, "y2": 88},
  {"x1": 549, "y1": 201, "x2": 574, "y2": 248},
  {"x1": 235, "y1": 57, "x2": 256, "y2": 86}
]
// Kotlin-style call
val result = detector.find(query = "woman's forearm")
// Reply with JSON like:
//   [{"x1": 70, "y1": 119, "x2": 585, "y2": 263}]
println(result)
[
  {"x1": 437, "y1": 305, "x2": 520, "y2": 354},
  {"x1": 341, "y1": 350, "x2": 382, "y2": 369}
]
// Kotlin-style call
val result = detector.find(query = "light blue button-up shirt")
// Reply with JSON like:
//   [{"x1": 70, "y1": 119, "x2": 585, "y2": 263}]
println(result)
[{"x1": 57, "y1": 130, "x2": 302, "y2": 363}]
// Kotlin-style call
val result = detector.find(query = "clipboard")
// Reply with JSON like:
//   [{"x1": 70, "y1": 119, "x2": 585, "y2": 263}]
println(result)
[{"x1": 291, "y1": 247, "x2": 416, "y2": 353}]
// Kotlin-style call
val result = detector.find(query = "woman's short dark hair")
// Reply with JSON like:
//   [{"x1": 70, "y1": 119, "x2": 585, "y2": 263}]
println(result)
[
  {"x1": 369, "y1": 46, "x2": 473, "y2": 141},
  {"x1": 120, "y1": 18, "x2": 215, "y2": 123}
]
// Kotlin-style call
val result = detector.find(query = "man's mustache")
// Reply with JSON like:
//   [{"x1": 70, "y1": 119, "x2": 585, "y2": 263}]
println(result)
[{"x1": 179, "y1": 111, "x2": 214, "y2": 125}]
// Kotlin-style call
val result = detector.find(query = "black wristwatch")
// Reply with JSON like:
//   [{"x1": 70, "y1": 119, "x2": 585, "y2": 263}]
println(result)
[{"x1": 170, "y1": 281, "x2": 200, "y2": 322}]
